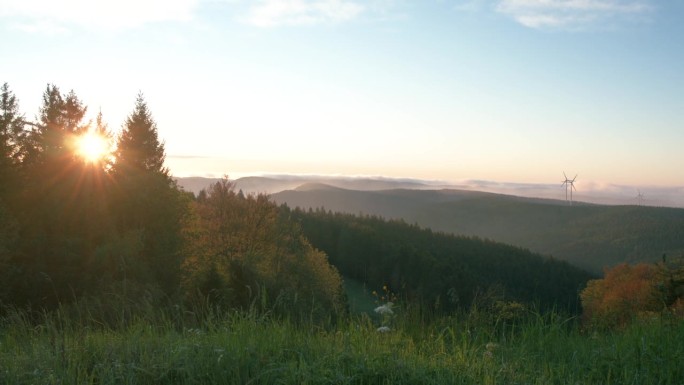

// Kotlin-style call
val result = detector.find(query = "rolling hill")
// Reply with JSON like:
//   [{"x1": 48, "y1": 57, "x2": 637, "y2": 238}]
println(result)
[
  {"x1": 176, "y1": 176, "x2": 684, "y2": 273},
  {"x1": 284, "y1": 206, "x2": 593, "y2": 313},
  {"x1": 273, "y1": 184, "x2": 684, "y2": 273}
]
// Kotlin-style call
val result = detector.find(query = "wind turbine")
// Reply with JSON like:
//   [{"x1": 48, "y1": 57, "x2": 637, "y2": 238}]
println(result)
[
  {"x1": 636, "y1": 190, "x2": 645, "y2": 206},
  {"x1": 561, "y1": 172, "x2": 577, "y2": 205}
]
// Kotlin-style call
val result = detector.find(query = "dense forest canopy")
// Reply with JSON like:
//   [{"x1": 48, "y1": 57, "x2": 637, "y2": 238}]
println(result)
[
  {"x1": 272, "y1": 186, "x2": 684, "y2": 273},
  {"x1": 0, "y1": 83, "x2": 185, "y2": 306},
  {"x1": 0, "y1": 83, "x2": 343, "y2": 319},
  {"x1": 287, "y1": 207, "x2": 593, "y2": 314}
]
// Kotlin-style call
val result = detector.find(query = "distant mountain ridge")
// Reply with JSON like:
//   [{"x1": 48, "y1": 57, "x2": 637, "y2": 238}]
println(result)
[
  {"x1": 175, "y1": 175, "x2": 684, "y2": 207},
  {"x1": 270, "y1": 184, "x2": 684, "y2": 274},
  {"x1": 175, "y1": 176, "x2": 684, "y2": 273},
  {"x1": 175, "y1": 175, "x2": 446, "y2": 196}
]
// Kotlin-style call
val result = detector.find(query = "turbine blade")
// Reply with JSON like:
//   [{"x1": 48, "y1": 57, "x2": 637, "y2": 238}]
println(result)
[{"x1": 572, "y1": 174, "x2": 577, "y2": 182}]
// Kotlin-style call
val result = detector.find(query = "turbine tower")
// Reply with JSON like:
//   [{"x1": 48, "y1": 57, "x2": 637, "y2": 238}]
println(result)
[
  {"x1": 636, "y1": 190, "x2": 645, "y2": 206},
  {"x1": 561, "y1": 172, "x2": 577, "y2": 205}
]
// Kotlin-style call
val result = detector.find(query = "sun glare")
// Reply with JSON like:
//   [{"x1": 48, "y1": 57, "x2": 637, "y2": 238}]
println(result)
[{"x1": 76, "y1": 132, "x2": 109, "y2": 163}]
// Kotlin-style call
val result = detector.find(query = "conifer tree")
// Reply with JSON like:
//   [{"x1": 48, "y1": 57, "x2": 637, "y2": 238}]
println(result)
[
  {"x1": 0, "y1": 82, "x2": 25, "y2": 170},
  {"x1": 111, "y1": 93, "x2": 186, "y2": 296},
  {"x1": 2, "y1": 85, "x2": 97, "y2": 306},
  {"x1": 0, "y1": 83, "x2": 23, "y2": 288},
  {"x1": 113, "y1": 93, "x2": 166, "y2": 175},
  {"x1": 22, "y1": 85, "x2": 87, "y2": 166},
  {"x1": 0, "y1": 83, "x2": 24, "y2": 209}
]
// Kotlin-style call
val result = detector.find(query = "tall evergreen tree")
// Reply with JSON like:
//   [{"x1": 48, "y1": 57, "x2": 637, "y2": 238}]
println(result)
[
  {"x1": 113, "y1": 93, "x2": 166, "y2": 175},
  {"x1": 21, "y1": 84, "x2": 87, "y2": 167},
  {"x1": 0, "y1": 83, "x2": 23, "y2": 292},
  {"x1": 0, "y1": 82, "x2": 25, "y2": 170},
  {"x1": 10, "y1": 85, "x2": 98, "y2": 307},
  {"x1": 0, "y1": 83, "x2": 24, "y2": 213},
  {"x1": 111, "y1": 93, "x2": 186, "y2": 296}
]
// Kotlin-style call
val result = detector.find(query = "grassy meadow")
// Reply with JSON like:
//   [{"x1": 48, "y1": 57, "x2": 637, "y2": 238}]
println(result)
[{"x1": 1, "y1": 296, "x2": 683, "y2": 385}]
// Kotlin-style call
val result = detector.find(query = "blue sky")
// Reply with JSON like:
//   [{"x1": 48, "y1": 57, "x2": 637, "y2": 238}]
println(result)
[{"x1": 1, "y1": 0, "x2": 682, "y2": 188}]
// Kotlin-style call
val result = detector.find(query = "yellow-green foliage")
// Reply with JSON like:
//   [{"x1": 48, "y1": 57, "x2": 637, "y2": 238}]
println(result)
[{"x1": 181, "y1": 178, "x2": 344, "y2": 319}]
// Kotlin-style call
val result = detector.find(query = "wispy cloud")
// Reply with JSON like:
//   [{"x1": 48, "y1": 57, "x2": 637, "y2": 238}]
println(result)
[
  {"x1": 495, "y1": 0, "x2": 654, "y2": 29},
  {"x1": 0, "y1": 0, "x2": 199, "y2": 32},
  {"x1": 243, "y1": 0, "x2": 366, "y2": 27},
  {"x1": 453, "y1": 0, "x2": 489, "y2": 12}
]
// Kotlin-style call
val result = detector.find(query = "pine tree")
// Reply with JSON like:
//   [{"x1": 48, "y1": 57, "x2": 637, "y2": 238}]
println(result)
[
  {"x1": 2, "y1": 85, "x2": 96, "y2": 306},
  {"x1": 111, "y1": 93, "x2": 186, "y2": 296},
  {"x1": 113, "y1": 93, "x2": 166, "y2": 175},
  {"x1": 0, "y1": 83, "x2": 24, "y2": 207},
  {"x1": 0, "y1": 83, "x2": 23, "y2": 291},
  {"x1": 0, "y1": 82, "x2": 25, "y2": 170},
  {"x1": 21, "y1": 84, "x2": 87, "y2": 167}
]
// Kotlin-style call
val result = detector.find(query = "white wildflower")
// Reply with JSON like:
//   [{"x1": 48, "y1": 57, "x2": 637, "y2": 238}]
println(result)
[{"x1": 374, "y1": 302, "x2": 394, "y2": 315}]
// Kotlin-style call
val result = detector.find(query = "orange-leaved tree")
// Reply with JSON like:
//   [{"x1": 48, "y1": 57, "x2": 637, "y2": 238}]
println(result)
[{"x1": 580, "y1": 263, "x2": 660, "y2": 329}]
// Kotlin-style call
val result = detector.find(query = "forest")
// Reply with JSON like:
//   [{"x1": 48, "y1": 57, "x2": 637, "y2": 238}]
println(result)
[
  {"x1": 0, "y1": 83, "x2": 343, "y2": 318},
  {"x1": 1, "y1": 83, "x2": 684, "y2": 384},
  {"x1": 287, "y1": 207, "x2": 592, "y2": 314},
  {"x1": 272, "y1": 185, "x2": 684, "y2": 273}
]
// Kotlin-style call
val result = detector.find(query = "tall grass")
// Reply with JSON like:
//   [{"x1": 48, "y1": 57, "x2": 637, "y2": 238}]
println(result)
[{"x1": 1, "y1": 298, "x2": 682, "y2": 384}]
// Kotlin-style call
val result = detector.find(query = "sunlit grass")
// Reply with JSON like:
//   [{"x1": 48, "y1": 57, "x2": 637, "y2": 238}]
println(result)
[{"x1": 1, "y1": 301, "x2": 682, "y2": 385}]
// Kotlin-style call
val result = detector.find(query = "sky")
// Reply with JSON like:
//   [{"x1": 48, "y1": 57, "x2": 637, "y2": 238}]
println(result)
[{"x1": 1, "y1": 0, "x2": 683, "y2": 191}]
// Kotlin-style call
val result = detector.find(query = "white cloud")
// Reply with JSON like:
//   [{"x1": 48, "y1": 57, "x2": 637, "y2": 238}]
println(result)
[
  {"x1": 244, "y1": 0, "x2": 365, "y2": 27},
  {"x1": 453, "y1": 0, "x2": 488, "y2": 12},
  {"x1": 0, "y1": 0, "x2": 199, "y2": 31},
  {"x1": 495, "y1": 0, "x2": 654, "y2": 29}
]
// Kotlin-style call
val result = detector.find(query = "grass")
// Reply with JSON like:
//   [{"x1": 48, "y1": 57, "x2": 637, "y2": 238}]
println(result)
[{"x1": 1, "y1": 301, "x2": 683, "y2": 385}]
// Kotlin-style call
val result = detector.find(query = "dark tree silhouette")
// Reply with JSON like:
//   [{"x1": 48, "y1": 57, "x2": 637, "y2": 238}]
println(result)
[
  {"x1": 110, "y1": 93, "x2": 187, "y2": 296},
  {"x1": 113, "y1": 93, "x2": 166, "y2": 175}
]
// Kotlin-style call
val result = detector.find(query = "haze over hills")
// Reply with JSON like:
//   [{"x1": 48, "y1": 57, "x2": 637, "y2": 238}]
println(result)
[
  {"x1": 176, "y1": 175, "x2": 684, "y2": 208},
  {"x1": 176, "y1": 175, "x2": 684, "y2": 274},
  {"x1": 176, "y1": 175, "x2": 449, "y2": 196}
]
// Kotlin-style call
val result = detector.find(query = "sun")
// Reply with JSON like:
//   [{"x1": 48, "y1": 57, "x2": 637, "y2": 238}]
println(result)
[{"x1": 75, "y1": 132, "x2": 109, "y2": 163}]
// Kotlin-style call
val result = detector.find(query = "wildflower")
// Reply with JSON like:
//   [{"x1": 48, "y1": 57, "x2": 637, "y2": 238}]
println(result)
[
  {"x1": 485, "y1": 342, "x2": 498, "y2": 352},
  {"x1": 374, "y1": 302, "x2": 394, "y2": 315},
  {"x1": 377, "y1": 326, "x2": 391, "y2": 333}
]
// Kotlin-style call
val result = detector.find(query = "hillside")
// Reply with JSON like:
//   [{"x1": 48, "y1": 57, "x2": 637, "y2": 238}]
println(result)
[
  {"x1": 286, "y1": 207, "x2": 593, "y2": 313},
  {"x1": 274, "y1": 185, "x2": 684, "y2": 273}
]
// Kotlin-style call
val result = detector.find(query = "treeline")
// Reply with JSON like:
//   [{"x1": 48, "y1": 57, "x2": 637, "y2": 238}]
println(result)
[
  {"x1": 0, "y1": 83, "x2": 343, "y2": 320},
  {"x1": 0, "y1": 83, "x2": 182, "y2": 307},
  {"x1": 286, "y1": 207, "x2": 595, "y2": 314}
]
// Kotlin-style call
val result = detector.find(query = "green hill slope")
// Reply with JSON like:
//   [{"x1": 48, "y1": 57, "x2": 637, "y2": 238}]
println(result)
[
  {"x1": 286, "y1": 207, "x2": 593, "y2": 313},
  {"x1": 274, "y1": 185, "x2": 684, "y2": 273}
]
